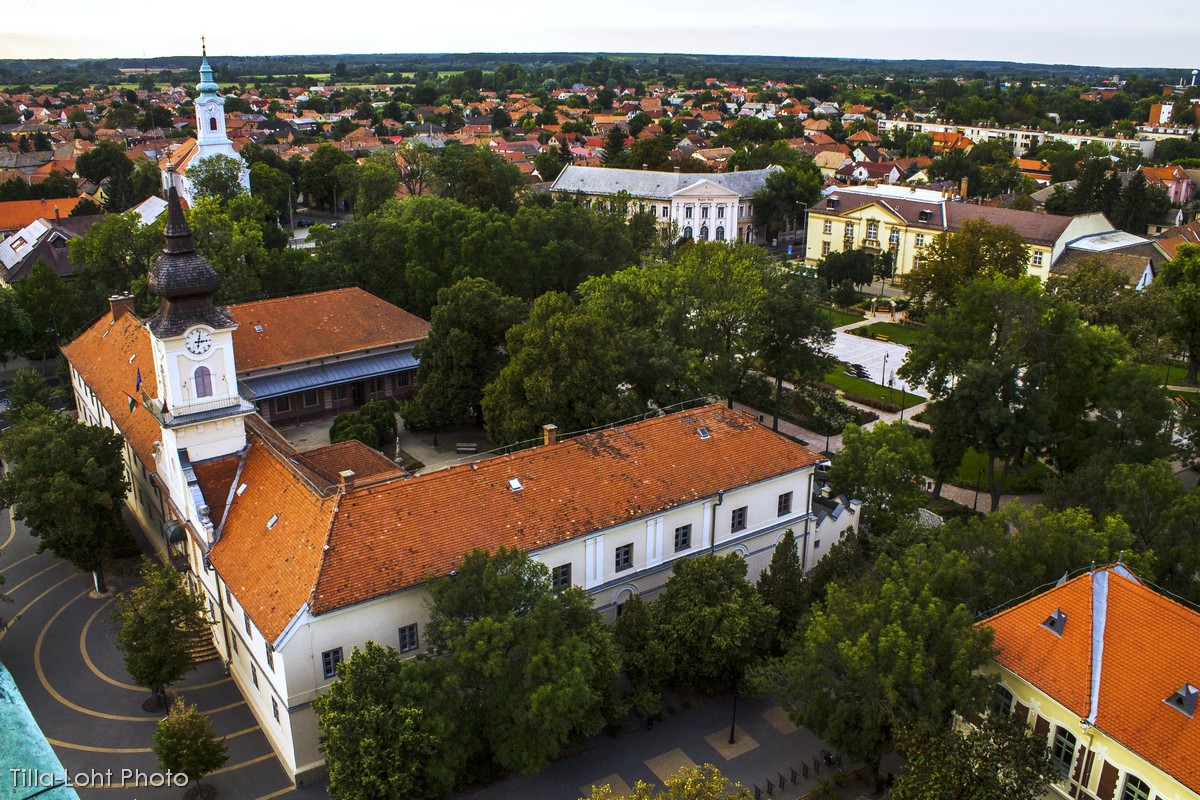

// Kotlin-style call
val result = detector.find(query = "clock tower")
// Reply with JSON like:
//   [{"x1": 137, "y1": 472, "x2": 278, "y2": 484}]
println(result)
[{"x1": 146, "y1": 183, "x2": 254, "y2": 476}]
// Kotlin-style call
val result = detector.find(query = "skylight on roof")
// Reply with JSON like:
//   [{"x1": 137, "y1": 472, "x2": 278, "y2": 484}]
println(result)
[
  {"x1": 254, "y1": 325, "x2": 263, "y2": 332},
  {"x1": 1041, "y1": 607, "x2": 1067, "y2": 637},
  {"x1": 236, "y1": 483, "x2": 247, "y2": 496},
  {"x1": 266, "y1": 514, "x2": 279, "y2": 529},
  {"x1": 508, "y1": 478, "x2": 523, "y2": 492},
  {"x1": 697, "y1": 427, "x2": 711, "y2": 440},
  {"x1": 1166, "y1": 683, "x2": 1199, "y2": 717}
]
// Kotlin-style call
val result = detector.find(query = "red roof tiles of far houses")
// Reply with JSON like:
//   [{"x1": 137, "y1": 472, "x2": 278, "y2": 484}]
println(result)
[
  {"x1": 228, "y1": 287, "x2": 430, "y2": 373},
  {"x1": 982, "y1": 567, "x2": 1200, "y2": 792},
  {"x1": 0, "y1": 197, "x2": 86, "y2": 232},
  {"x1": 204, "y1": 404, "x2": 823, "y2": 639}
]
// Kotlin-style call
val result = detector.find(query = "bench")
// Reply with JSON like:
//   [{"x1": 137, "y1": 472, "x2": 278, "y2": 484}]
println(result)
[
  {"x1": 455, "y1": 442, "x2": 478, "y2": 454},
  {"x1": 874, "y1": 334, "x2": 890, "y2": 342}
]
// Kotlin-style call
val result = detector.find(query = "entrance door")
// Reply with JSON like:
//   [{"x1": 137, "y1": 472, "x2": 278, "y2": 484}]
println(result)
[{"x1": 352, "y1": 382, "x2": 366, "y2": 405}]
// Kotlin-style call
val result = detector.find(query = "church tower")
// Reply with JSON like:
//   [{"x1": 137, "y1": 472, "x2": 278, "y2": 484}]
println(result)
[{"x1": 146, "y1": 184, "x2": 254, "y2": 527}]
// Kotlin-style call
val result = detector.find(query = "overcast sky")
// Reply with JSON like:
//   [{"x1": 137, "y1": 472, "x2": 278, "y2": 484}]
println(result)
[{"x1": 3, "y1": 0, "x2": 1198, "y2": 72}]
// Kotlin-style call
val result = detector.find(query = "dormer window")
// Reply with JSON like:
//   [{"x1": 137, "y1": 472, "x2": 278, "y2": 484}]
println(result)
[
  {"x1": 1041, "y1": 607, "x2": 1067, "y2": 637},
  {"x1": 1166, "y1": 683, "x2": 1198, "y2": 717},
  {"x1": 918, "y1": 209, "x2": 932, "y2": 222}
]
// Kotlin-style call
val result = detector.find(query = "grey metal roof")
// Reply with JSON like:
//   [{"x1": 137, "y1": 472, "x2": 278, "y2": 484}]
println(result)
[
  {"x1": 549, "y1": 164, "x2": 781, "y2": 200},
  {"x1": 242, "y1": 349, "x2": 419, "y2": 399}
]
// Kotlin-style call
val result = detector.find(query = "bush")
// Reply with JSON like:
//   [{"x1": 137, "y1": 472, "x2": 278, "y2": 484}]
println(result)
[
  {"x1": 330, "y1": 400, "x2": 398, "y2": 449},
  {"x1": 397, "y1": 398, "x2": 440, "y2": 431}
]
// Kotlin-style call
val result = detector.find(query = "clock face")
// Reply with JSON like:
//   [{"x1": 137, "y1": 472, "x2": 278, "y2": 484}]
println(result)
[{"x1": 184, "y1": 328, "x2": 213, "y2": 356}]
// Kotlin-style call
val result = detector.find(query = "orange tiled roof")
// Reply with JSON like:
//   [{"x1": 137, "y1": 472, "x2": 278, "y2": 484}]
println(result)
[
  {"x1": 982, "y1": 567, "x2": 1200, "y2": 792},
  {"x1": 0, "y1": 197, "x2": 85, "y2": 232},
  {"x1": 192, "y1": 455, "x2": 241, "y2": 528},
  {"x1": 294, "y1": 440, "x2": 405, "y2": 486},
  {"x1": 60, "y1": 308, "x2": 161, "y2": 468},
  {"x1": 207, "y1": 405, "x2": 822, "y2": 639},
  {"x1": 228, "y1": 288, "x2": 430, "y2": 373}
]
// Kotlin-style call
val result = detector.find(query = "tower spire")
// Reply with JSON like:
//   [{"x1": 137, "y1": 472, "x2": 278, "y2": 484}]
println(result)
[{"x1": 201, "y1": 35, "x2": 206, "y2": 58}]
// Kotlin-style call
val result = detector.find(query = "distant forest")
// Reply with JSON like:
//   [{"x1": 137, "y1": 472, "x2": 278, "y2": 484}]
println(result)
[{"x1": 0, "y1": 52, "x2": 1188, "y2": 87}]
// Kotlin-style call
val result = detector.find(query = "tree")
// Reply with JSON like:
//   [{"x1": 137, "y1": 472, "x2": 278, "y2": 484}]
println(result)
[
  {"x1": 187, "y1": 154, "x2": 246, "y2": 204},
  {"x1": 112, "y1": 557, "x2": 211, "y2": 710},
  {"x1": 0, "y1": 412, "x2": 129, "y2": 594},
  {"x1": 313, "y1": 642, "x2": 453, "y2": 800},
  {"x1": 395, "y1": 140, "x2": 438, "y2": 198},
  {"x1": 584, "y1": 764, "x2": 751, "y2": 800},
  {"x1": 655, "y1": 553, "x2": 775, "y2": 693},
  {"x1": 152, "y1": 700, "x2": 228, "y2": 795},
  {"x1": 425, "y1": 547, "x2": 619, "y2": 778},
  {"x1": 76, "y1": 140, "x2": 133, "y2": 184},
  {"x1": 68, "y1": 197, "x2": 104, "y2": 217},
  {"x1": 248, "y1": 162, "x2": 294, "y2": 221},
  {"x1": 411, "y1": 277, "x2": 526, "y2": 427},
  {"x1": 903, "y1": 219, "x2": 1030, "y2": 314},
  {"x1": 1111, "y1": 169, "x2": 1171, "y2": 235},
  {"x1": 892, "y1": 713, "x2": 1057, "y2": 800},
  {"x1": 752, "y1": 163, "x2": 821, "y2": 241},
  {"x1": 1155, "y1": 244, "x2": 1200, "y2": 384},
  {"x1": 69, "y1": 211, "x2": 163, "y2": 315},
  {"x1": 6, "y1": 369, "x2": 54, "y2": 421},
  {"x1": 816, "y1": 248, "x2": 874, "y2": 291},
  {"x1": 758, "y1": 273, "x2": 833, "y2": 430},
  {"x1": 752, "y1": 557, "x2": 995, "y2": 789},
  {"x1": 0, "y1": 285, "x2": 32, "y2": 365},
  {"x1": 343, "y1": 151, "x2": 402, "y2": 217},
  {"x1": 757, "y1": 528, "x2": 806, "y2": 639},
  {"x1": 601, "y1": 126, "x2": 628, "y2": 165},
  {"x1": 482, "y1": 292, "x2": 638, "y2": 446},
  {"x1": 299, "y1": 143, "x2": 354, "y2": 209},
  {"x1": 613, "y1": 594, "x2": 671, "y2": 717},
  {"x1": 430, "y1": 141, "x2": 524, "y2": 213},
  {"x1": 11, "y1": 261, "x2": 83, "y2": 358},
  {"x1": 829, "y1": 423, "x2": 932, "y2": 534}
]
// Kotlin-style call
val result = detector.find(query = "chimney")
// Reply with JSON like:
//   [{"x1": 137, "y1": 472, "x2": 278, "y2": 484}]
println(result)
[
  {"x1": 54, "y1": 205, "x2": 61, "y2": 222},
  {"x1": 960, "y1": 176, "x2": 969, "y2": 198},
  {"x1": 338, "y1": 469, "x2": 355, "y2": 488},
  {"x1": 543, "y1": 424, "x2": 558, "y2": 446},
  {"x1": 109, "y1": 293, "x2": 135, "y2": 321}
]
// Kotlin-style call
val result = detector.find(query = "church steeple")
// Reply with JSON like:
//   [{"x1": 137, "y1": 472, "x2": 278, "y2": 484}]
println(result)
[{"x1": 197, "y1": 37, "x2": 220, "y2": 96}]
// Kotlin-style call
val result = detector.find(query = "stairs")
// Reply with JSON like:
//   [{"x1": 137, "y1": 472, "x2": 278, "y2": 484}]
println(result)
[{"x1": 186, "y1": 629, "x2": 221, "y2": 664}]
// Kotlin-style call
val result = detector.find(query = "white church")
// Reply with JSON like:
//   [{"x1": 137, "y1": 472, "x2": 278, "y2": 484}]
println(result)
[{"x1": 160, "y1": 44, "x2": 250, "y2": 205}]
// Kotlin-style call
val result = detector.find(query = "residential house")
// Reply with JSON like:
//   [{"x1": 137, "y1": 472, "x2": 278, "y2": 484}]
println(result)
[
  {"x1": 1140, "y1": 165, "x2": 1195, "y2": 205},
  {"x1": 0, "y1": 212, "x2": 105, "y2": 284},
  {"x1": 1051, "y1": 230, "x2": 1169, "y2": 290},
  {"x1": 0, "y1": 196, "x2": 87, "y2": 237},
  {"x1": 979, "y1": 565, "x2": 1200, "y2": 800}
]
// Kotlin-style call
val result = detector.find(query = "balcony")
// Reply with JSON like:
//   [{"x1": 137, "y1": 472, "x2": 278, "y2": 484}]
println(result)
[{"x1": 863, "y1": 238, "x2": 881, "y2": 252}]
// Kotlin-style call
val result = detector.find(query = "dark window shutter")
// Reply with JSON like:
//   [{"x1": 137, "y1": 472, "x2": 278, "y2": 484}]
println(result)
[
  {"x1": 1013, "y1": 700, "x2": 1030, "y2": 725},
  {"x1": 1080, "y1": 752, "x2": 1095, "y2": 790},
  {"x1": 1034, "y1": 715, "x2": 1050, "y2": 738},
  {"x1": 1096, "y1": 761, "x2": 1119, "y2": 800},
  {"x1": 1072, "y1": 744, "x2": 1086, "y2": 782}
]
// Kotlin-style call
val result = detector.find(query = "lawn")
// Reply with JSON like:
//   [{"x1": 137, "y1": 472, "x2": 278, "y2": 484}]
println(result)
[
  {"x1": 1149, "y1": 359, "x2": 1193, "y2": 388},
  {"x1": 850, "y1": 322, "x2": 926, "y2": 347},
  {"x1": 948, "y1": 448, "x2": 1053, "y2": 494},
  {"x1": 822, "y1": 306, "x2": 867, "y2": 329},
  {"x1": 822, "y1": 367, "x2": 926, "y2": 410}
]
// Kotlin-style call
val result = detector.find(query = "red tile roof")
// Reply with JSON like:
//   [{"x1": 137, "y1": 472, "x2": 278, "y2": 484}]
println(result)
[
  {"x1": 206, "y1": 404, "x2": 822, "y2": 639},
  {"x1": 228, "y1": 288, "x2": 430, "y2": 372},
  {"x1": 983, "y1": 567, "x2": 1200, "y2": 792},
  {"x1": 0, "y1": 197, "x2": 86, "y2": 233}
]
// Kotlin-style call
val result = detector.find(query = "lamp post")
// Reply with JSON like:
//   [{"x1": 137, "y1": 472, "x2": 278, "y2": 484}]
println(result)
[
  {"x1": 972, "y1": 466, "x2": 985, "y2": 512},
  {"x1": 880, "y1": 353, "x2": 889, "y2": 387},
  {"x1": 728, "y1": 676, "x2": 740, "y2": 745},
  {"x1": 900, "y1": 384, "x2": 907, "y2": 421}
]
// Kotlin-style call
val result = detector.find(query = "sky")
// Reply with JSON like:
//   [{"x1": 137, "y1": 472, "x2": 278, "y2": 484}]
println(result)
[{"x1": 2, "y1": 0, "x2": 1198, "y2": 72}]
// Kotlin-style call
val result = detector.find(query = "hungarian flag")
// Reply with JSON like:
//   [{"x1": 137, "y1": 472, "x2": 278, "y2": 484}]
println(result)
[
  {"x1": 126, "y1": 393, "x2": 137, "y2": 412},
  {"x1": 135, "y1": 367, "x2": 143, "y2": 392}
]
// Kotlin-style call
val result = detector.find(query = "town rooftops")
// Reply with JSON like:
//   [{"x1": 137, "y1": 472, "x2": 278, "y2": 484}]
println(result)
[
  {"x1": 549, "y1": 164, "x2": 781, "y2": 200},
  {"x1": 201, "y1": 404, "x2": 823, "y2": 642},
  {"x1": 982, "y1": 566, "x2": 1200, "y2": 792},
  {"x1": 228, "y1": 288, "x2": 430, "y2": 373},
  {"x1": 0, "y1": 196, "x2": 86, "y2": 234}
]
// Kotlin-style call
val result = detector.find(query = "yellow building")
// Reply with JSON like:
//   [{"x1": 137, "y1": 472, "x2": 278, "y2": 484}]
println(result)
[
  {"x1": 979, "y1": 565, "x2": 1199, "y2": 800},
  {"x1": 804, "y1": 185, "x2": 1116, "y2": 282}
]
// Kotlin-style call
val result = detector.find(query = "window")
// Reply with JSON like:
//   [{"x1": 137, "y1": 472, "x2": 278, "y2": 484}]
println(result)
[
  {"x1": 209, "y1": 116, "x2": 218, "y2": 131},
  {"x1": 913, "y1": 255, "x2": 921, "y2": 270},
  {"x1": 683, "y1": 226, "x2": 693, "y2": 240},
  {"x1": 731, "y1": 506, "x2": 747, "y2": 532},
  {"x1": 1120, "y1": 776, "x2": 1152, "y2": 800},
  {"x1": 717, "y1": 205, "x2": 725, "y2": 219},
  {"x1": 225, "y1": 585, "x2": 232, "y2": 605},
  {"x1": 662, "y1": 205, "x2": 669, "y2": 218},
  {"x1": 674, "y1": 524, "x2": 692, "y2": 552},
  {"x1": 265, "y1": 644, "x2": 274, "y2": 671},
  {"x1": 777, "y1": 492, "x2": 793, "y2": 516},
  {"x1": 715, "y1": 226, "x2": 725, "y2": 241},
  {"x1": 334, "y1": 385, "x2": 348, "y2": 401},
  {"x1": 739, "y1": 205, "x2": 745, "y2": 218},
  {"x1": 615, "y1": 543, "x2": 633, "y2": 572},
  {"x1": 371, "y1": 377, "x2": 384, "y2": 392},
  {"x1": 231, "y1": 633, "x2": 238, "y2": 654},
  {"x1": 701, "y1": 205, "x2": 710, "y2": 219},
  {"x1": 685, "y1": 205, "x2": 693, "y2": 219},
  {"x1": 302, "y1": 390, "x2": 318, "y2": 407},
  {"x1": 844, "y1": 222, "x2": 855, "y2": 238},
  {"x1": 1050, "y1": 726, "x2": 1076, "y2": 777},
  {"x1": 244, "y1": 610, "x2": 252, "y2": 638},
  {"x1": 194, "y1": 366, "x2": 213, "y2": 398},
  {"x1": 321, "y1": 648, "x2": 343, "y2": 679},
  {"x1": 822, "y1": 220, "x2": 832, "y2": 234},
  {"x1": 889, "y1": 228, "x2": 900, "y2": 245},
  {"x1": 552, "y1": 563, "x2": 572, "y2": 589},
  {"x1": 274, "y1": 395, "x2": 291, "y2": 413},
  {"x1": 1032, "y1": 251, "x2": 1044, "y2": 267},
  {"x1": 395, "y1": 371, "x2": 411, "y2": 387},
  {"x1": 251, "y1": 663, "x2": 257, "y2": 687},
  {"x1": 989, "y1": 684, "x2": 1014, "y2": 717},
  {"x1": 866, "y1": 221, "x2": 878, "y2": 240},
  {"x1": 399, "y1": 623, "x2": 419, "y2": 653},
  {"x1": 915, "y1": 233, "x2": 925, "y2": 247},
  {"x1": 272, "y1": 697, "x2": 279, "y2": 722},
  {"x1": 821, "y1": 241, "x2": 830, "y2": 256},
  {"x1": 699, "y1": 226, "x2": 709, "y2": 241}
]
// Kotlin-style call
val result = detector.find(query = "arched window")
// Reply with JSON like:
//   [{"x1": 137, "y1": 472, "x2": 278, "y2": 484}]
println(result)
[
  {"x1": 683, "y1": 226, "x2": 693, "y2": 240},
  {"x1": 1120, "y1": 776, "x2": 1152, "y2": 800},
  {"x1": 699, "y1": 226, "x2": 709, "y2": 241},
  {"x1": 715, "y1": 226, "x2": 725, "y2": 241},
  {"x1": 209, "y1": 116, "x2": 218, "y2": 131},
  {"x1": 194, "y1": 366, "x2": 213, "y2": 398}
]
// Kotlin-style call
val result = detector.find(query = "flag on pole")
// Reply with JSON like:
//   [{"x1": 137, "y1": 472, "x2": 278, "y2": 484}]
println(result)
[
  {"x1": 126, "y1": 393, "x2": 137, "y2": 412},
  {"x1": 135, "y1": 367, "x2": 143, "y2": 392}
]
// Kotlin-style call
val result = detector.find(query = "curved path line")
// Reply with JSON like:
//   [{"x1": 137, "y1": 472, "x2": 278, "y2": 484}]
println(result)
[
  {"x1": 208, "y1": 753, "x2": 275, "y2": 776},
  {"x1": 80, "y1": 600, "x2": 232, "y2": 692},
  {"x1": 0, "y1": 572, "x2": 79, "y2": 642},
  {"x1": 5, "y1": 562, "x2": 65, "y2": 595},
  {"x1": 0, "y1": 551, "x2": 38, "y2": 575},
  {"x1": 255, "y1": 787, "x2": 296, "y2": 800},
  {"x1": 1, "y1": 506, "x2": 14, "y2": 551},
  {"x1": 47, "y1": 725, "x2": 262, "y2": 755}
]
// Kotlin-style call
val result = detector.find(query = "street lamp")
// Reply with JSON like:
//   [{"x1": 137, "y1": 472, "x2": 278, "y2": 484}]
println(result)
[
  {"x1": 880, "y1": 352, "x2": 889, "y2": 387},
  {"x1": 972, "y1": 466, "x2": 985, "y2": 512}
]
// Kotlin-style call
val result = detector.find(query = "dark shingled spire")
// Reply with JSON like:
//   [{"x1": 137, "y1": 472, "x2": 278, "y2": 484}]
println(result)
[{"x1": 147, "y1": 185, "x2": 235, "y2": 337}]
